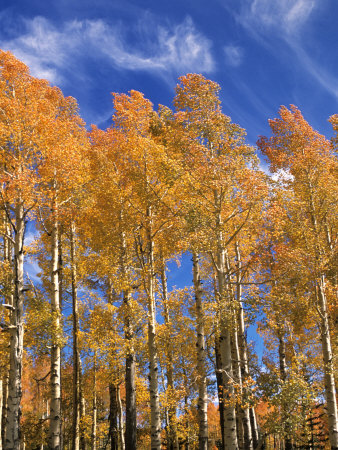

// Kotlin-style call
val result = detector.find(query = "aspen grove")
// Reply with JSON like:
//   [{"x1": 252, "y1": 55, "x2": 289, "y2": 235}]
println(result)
[{"x1": 0, "y1": 50, "x2": 337, "y2": 450}]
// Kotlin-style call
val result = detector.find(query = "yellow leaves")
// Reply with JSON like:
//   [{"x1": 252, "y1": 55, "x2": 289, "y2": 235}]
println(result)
[{"x1": 112, "y1": 90, "x2": 154, "y2": 137}]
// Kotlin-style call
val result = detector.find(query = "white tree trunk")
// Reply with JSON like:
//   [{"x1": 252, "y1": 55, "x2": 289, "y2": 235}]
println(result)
[
  {"x1": 215, "y1": 223, "x2": 238, "y2": 450},
  {"x1": 318, "y1": 275, "x2": 338, "y2": 449},
  {"x1": 117, "y1": 384, "x2": 125, "y2": 450},
  {"x1": 235, "y1": 243, "x2": 253, "y2": 450},
  {"x1": 119, "y1": 224, "x2": 137, "y2": 450},
  {"x1": 91, "y1": 354, "x2": 97, "y2": 450},
  {"x1": 5, "y1": 201, "x2": 25, "y2": 450},
  {"x1": 146, "y1": 208, "x2": 161, "y2": 450},
  {"x1": 71, "y1": 223, "x2": 80, "y2": 450},
  {"x1": 49, "y1": 215, "x2": 62, "y2": 450},
  {"x1": 160, "y1": 258, "x2": 179, "y2": 450},
  {"x1": 193, "y1": 253, "x2": 208, "y2": 450}
]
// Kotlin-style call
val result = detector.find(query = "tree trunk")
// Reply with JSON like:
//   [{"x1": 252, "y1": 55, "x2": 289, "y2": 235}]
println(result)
[
  {"x1": 235, "y1": 243, "x2": 253, "y2": 450},
  {"x1": 215, "y1": 336, "x2": 225, "y2": 449},
  {"x1": 118, "y1": 217, "x2": 137, "y2": 450},
  {"x1": 232, "y1": 331, "x2": 244, "y2": 450},
  {"x1": 192, "y1": 253, "x2": 208, "y2": 450},
  {"x1": 277, "y1": 322, "x2": 292, "y2": 450},
  {"x1": 317, "y1": 275, "x2": 338, "y2": 449},
  {"x1": 78, "y1": 355, "x2": 86, "y2": 450},
  {"x1": 71, "y1": 223, "x2": 80, "y2": 450},
  {"x1": 5, "y1": 201, "x2": 25, "y2": 450},
  {"x1": 1, "y1": 375, "x2": 8, "y2": 450},
  {"x1": 109, "y1": 384, "x2": 118, "y2": 450},
  {"x1": 145, "y1": 207, "x2": 161, "y2": 450},
  {"x1": 2, "y1": 217, "x2": 11, "y2": 450},
  {"x1": 160, "y1": 258, "x2": 179, "y2": 450},
  {"x1": 214, "y1": 229, "x2": 238, "y2": 449},
  {"x1": 117, "y1": 384, "x2": 125, "y2": 450},
  {"x1": 226, "y1": 253, "x2": 244, "y2": 450},
  {"x1": 49, "y1": 212, "x2": 62, "y2": 450},
  {"x1": 91, "y1": 355, "x2": 97, "y2": 450},
  {"x1": 249, "y1": 408, "x2": 259, "y2": 449},
  {"x1": 124, "y1": 333, "x2": 136, "y2": 450}
]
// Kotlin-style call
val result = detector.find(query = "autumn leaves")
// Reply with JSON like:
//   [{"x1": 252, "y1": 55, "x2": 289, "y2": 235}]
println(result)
[{"x1": 0, "y1": 50, "x2": 337, "y2": 449}]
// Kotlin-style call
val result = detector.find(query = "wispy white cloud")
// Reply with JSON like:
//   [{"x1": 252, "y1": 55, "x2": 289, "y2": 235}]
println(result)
[
  {"x1": 224, "y1": 45, "x2": 243, "y2": 67},
  {"x1": 239, "y1": 0, "x2": 317, "y2": 36},
  {"x1": 230, "y1": 0, "x2": 338, "y2": 100},
  {"x1": 0, "y1": 15, "x2": 214, "y2": 85}
]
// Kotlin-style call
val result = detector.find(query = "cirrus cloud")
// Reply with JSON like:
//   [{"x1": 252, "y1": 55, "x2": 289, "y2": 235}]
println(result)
[{"x1": 0, "y1": 15, "x2": 214, "y2": 85}]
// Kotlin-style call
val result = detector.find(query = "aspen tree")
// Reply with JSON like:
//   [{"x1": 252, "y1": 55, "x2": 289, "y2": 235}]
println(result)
[
  {"x1": 112, "y1": 90, "x2": 180, "y2": 449},
  {"x1": 36, "y1": 91, "x2": 88, "y2": 450},
  {"x1": 258, "y1": 106, "x2": 338, "y2": 448},
  {"x1": 0, "y1": 50, "x2": 63, "y2": 449},
  {"x1": 88, "y1": 124, "x2": 138, "y2": 449},
  {"x1": 172, "y1": 74, "x2": 263, "y2": 449}
]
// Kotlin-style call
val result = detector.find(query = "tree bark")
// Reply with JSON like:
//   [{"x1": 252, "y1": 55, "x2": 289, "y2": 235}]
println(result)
[
  {"x1": 277, "y1": 325, "x2": 292, "y2": 450},
  {"x1": 91, "y1": 354, "x2": 97, "y2": 450},
  {"x1": 215, "y1": 336, "x2": 225, "y2": 449},
  {"x1": 108, "y1": 384, "x2": 118, "y2": 450},
  {"x1": 120, "y1": 225, "x2": 137, "y2": 450},
  {"x1": 49, "y1": 211, "x2": 62, "y2": 450},
  {"x1": 5, "y1": 201, "x2": 25, "y2": 450},
  {"x1": 160, "y1": 258, "x2": 178, "y2": 450},
  {"x1": 1, "y1": 376, "x2": 8, "y2": 450},
  {"x1": 249, "y1": 408, "x2": 259, "y2": 449},
  {"x1": 145, "y1": 207, "x2": 161, "y2": 450},
  {"x1": 2, "y1": 217, "x2": 11, "y2": 449},
  {"x1": 317, "y1": 275, "x2": 338, "y2": 449},
  {"x1": 117, "y1": 384, "x2": 125, "y2": 450},
  {"x1": 214, "y1": 219, "x2": 238, "y2": 449},
  {"x1": 79, "y1": 356, "x2": 86, "y2": 450},
  {"x1": 71, "y1": 223, "x2": 80, "y2": 450},
  {"x1": 235, "y1": 243, "x2": 253, "y2": 450},
  {"x1": 192, "y1": 253, "x2": 208, "y2": 450}
]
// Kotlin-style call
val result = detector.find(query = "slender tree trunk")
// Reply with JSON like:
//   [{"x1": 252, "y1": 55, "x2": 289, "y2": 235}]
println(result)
[
  {"x1": 117, "y1": 384, "x2": 125, "y2": 450},
  {"x1": 235, "y1": 243, "x2": 253, "y2": 450},
  {"x1": 91, "y1": 354, "x2": 97, "y2": 450},
  {"x1": 226, "y1": 253, "x2": 244, "y2": 450},
  {"x1": 79, "y1": 358, "x2": 86, "y2": 450},
  {"x1": 120, "y1": 224, "x2": 137, "y2": 450},
  {"x1": 308, "y1": 186, "x2": 338, "y2": 448},
  {"x1": 58, "y1": 227, "x2": 64, "y2": 450},
  {"x1": 232, "y1": 331, "x2": 244, "y2": 450},
  {"x1": 1, "y1": 376, "x2": 8, "y2": 450},
  {"x1": 124, "y1": 313, "x2": 136, "y2": 450},
  {"x1": 49, "y1": 211, "x2": 62, "y2": 450},
  {"x1": 160, "y1": 258, "x2": 178, "y2": 450},
  {"x1": 109, "y1": 384, "x2": 118, "y2": 450},
  {"x1": 145, "y1": 207, "x2": 161, "y2": 450},
  {"x1": 218, "y1": 307, "x2": 238, "y2": 449},
  {"x1": 317, "y1": 275, "x2": 338, "y2": 449},
  {"x1": 192, "y1": 253, "x2": 208, "y2": 450},
  {"x1": 5, "y1": 200, "x2": 25, "y2": 450},
  {"x1": 249, "y1": 408, "x2": 259, "y2": 449},
  {"x1": 71, "y1": 223, "x2": 80, "y2": 450},
  {"x1": 215, "y1": 336, "x2": 225, "y2": 449},
  {"x1": 277, "y1": 326, "x2": 292, "y2": 450},
  {"x1": 214, "y1": 216, "x2": 238, "y2": 449},
  {"x1": 2, "y1": 217, "x2": 11, "y2": 449},
  {"x1": 184, "y1": 393, "x2": 190, "y2": 450}
]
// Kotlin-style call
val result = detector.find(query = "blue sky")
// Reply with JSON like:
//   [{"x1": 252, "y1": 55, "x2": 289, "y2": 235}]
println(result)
[
  {"x1": 1, "y1": 0, "x2": 337, "y2": 360},
  {"x1": 0, "y1": 0, "x2": 337, "y2": 148}
]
